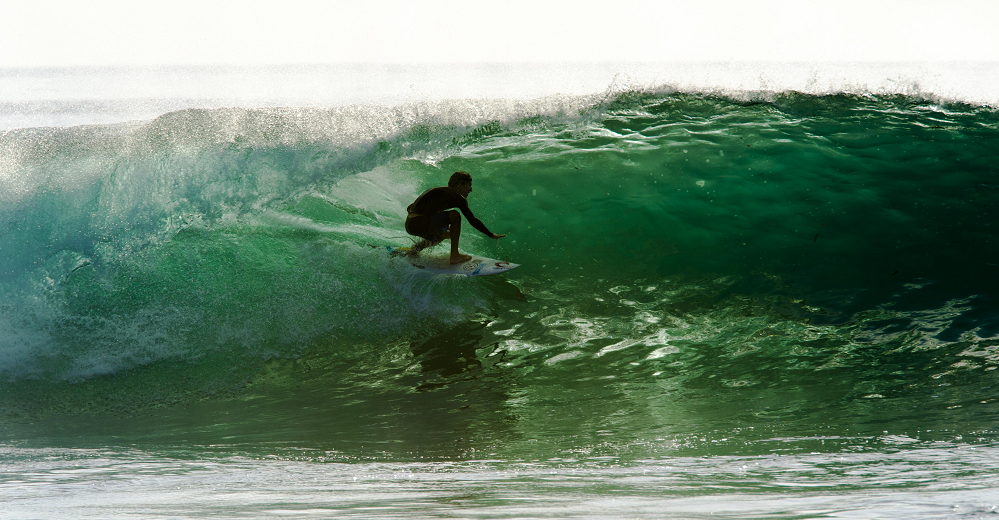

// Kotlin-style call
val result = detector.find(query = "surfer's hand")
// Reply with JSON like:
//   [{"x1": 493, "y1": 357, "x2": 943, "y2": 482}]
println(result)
[{"x1": 491, "y1": 233, "x2": 506, "y2": 239}]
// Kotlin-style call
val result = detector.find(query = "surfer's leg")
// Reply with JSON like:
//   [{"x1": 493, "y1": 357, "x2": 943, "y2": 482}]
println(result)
[
  {"x1": 447, "y1": 210, "x2": 472, "y2": 264},
  {"x1": 407, "y1": 213, "x2": 448, "y2": 256},
  {"x1": 409, "y1": 238, "x2": 433, "y2": 255}
]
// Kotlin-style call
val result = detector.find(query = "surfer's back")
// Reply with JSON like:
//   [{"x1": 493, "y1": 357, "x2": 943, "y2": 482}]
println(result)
[{"x1": 407, "y1": 186, "x2": 468, "y2": 215}]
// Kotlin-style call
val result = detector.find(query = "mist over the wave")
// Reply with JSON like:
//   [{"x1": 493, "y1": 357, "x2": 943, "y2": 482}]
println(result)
[{"x1": 2, "y1": 62, "x2": 997, "y2": 129}]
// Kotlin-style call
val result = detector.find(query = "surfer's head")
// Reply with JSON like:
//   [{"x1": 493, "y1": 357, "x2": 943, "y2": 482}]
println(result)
[{"x1": 449, "y1": 171, "x2": 472, "y2": 197}]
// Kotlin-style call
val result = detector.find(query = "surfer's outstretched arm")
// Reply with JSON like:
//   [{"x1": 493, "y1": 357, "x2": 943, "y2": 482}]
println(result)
[{"x1": 457, "y1": 203, "x2": 504, "y2": 239}]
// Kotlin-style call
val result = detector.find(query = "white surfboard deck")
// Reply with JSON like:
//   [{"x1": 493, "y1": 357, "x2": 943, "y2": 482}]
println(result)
[{"x1": 381, "y1": 245, "x2": 519, "y2": 276}]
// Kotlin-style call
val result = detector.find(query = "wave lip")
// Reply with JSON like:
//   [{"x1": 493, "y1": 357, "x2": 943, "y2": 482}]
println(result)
[{"x1": 2, "y1": 62, "x2": 998, "y2": 130}]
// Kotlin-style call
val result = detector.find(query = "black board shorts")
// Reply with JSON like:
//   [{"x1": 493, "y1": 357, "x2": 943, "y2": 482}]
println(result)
[{"x1": 405, "y1": 211, "x2": 451, "y2": 240}]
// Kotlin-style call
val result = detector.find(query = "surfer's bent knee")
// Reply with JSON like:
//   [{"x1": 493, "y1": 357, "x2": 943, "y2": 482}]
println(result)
[{"x1": 406, "y1": 212, "x2": 451, "y2": 243}]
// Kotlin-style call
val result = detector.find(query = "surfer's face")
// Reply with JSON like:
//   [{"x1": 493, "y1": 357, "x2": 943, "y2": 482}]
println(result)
[{"x1": 457, "y1": 181, "x2": 472, "y2": 198}]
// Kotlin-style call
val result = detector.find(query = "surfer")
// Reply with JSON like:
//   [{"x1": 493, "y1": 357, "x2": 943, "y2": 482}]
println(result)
[{"x1": 405, "y1": 171, "x2": 505, "y2": 264}]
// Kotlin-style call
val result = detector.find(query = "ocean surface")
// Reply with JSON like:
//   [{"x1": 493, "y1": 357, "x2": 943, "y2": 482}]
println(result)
[{"x1": 2, "y1": 63, "x2": 999, "y2": 518}]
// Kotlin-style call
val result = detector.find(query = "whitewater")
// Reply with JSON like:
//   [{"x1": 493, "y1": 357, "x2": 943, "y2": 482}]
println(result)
[{"x1": 2, "y1": 62, "x2": 998, "y2": 519}]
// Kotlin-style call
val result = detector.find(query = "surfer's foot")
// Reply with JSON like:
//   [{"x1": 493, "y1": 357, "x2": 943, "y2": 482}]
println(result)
[{"x1": 449, "y1": 253, "x2": 472, "y2": 264}]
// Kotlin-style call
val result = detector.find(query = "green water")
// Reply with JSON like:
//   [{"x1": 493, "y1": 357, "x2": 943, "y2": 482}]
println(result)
[{"x1": 1, "y1": 93, "x2": 997, "y2": 471}]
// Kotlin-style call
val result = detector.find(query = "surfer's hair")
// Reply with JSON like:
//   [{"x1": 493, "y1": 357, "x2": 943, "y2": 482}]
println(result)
[{"x1": 448, "y1": 171, "x2": 472, "y2": 187}]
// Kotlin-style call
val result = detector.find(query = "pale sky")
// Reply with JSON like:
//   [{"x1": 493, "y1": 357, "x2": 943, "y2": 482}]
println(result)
[{"x1": 1, "y1": 0, "x2": 998, "y2": 67}]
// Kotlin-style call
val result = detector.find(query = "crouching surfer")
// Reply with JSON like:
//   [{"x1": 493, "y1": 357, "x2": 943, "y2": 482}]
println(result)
[{"x1": 405, "y1": 171, "x2": 505, "y2": 264}]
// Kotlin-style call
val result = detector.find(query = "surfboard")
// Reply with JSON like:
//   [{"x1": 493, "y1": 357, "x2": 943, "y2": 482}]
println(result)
[{"x1": 378, "y1": 245, "x2": 519, "y2": 276}]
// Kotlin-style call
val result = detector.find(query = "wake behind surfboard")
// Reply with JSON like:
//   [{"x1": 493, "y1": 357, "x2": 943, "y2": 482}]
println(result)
[{"x1": 375, "y1": 245, "x2": 519, "y2": 276}]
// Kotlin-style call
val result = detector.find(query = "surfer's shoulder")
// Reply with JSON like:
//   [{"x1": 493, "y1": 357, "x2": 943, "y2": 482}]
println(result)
[
  {"x1": 410, "y1": 186, "x2": 466, "y2": 214},
  {"x1": 431, "y1": 186, "x2": 466, "y2": 204}
]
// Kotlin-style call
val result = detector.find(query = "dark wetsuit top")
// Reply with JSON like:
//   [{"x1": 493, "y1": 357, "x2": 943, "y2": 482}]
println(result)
[{"x1": 405, "y1": 186, "x2": 495, "y2": 239}]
